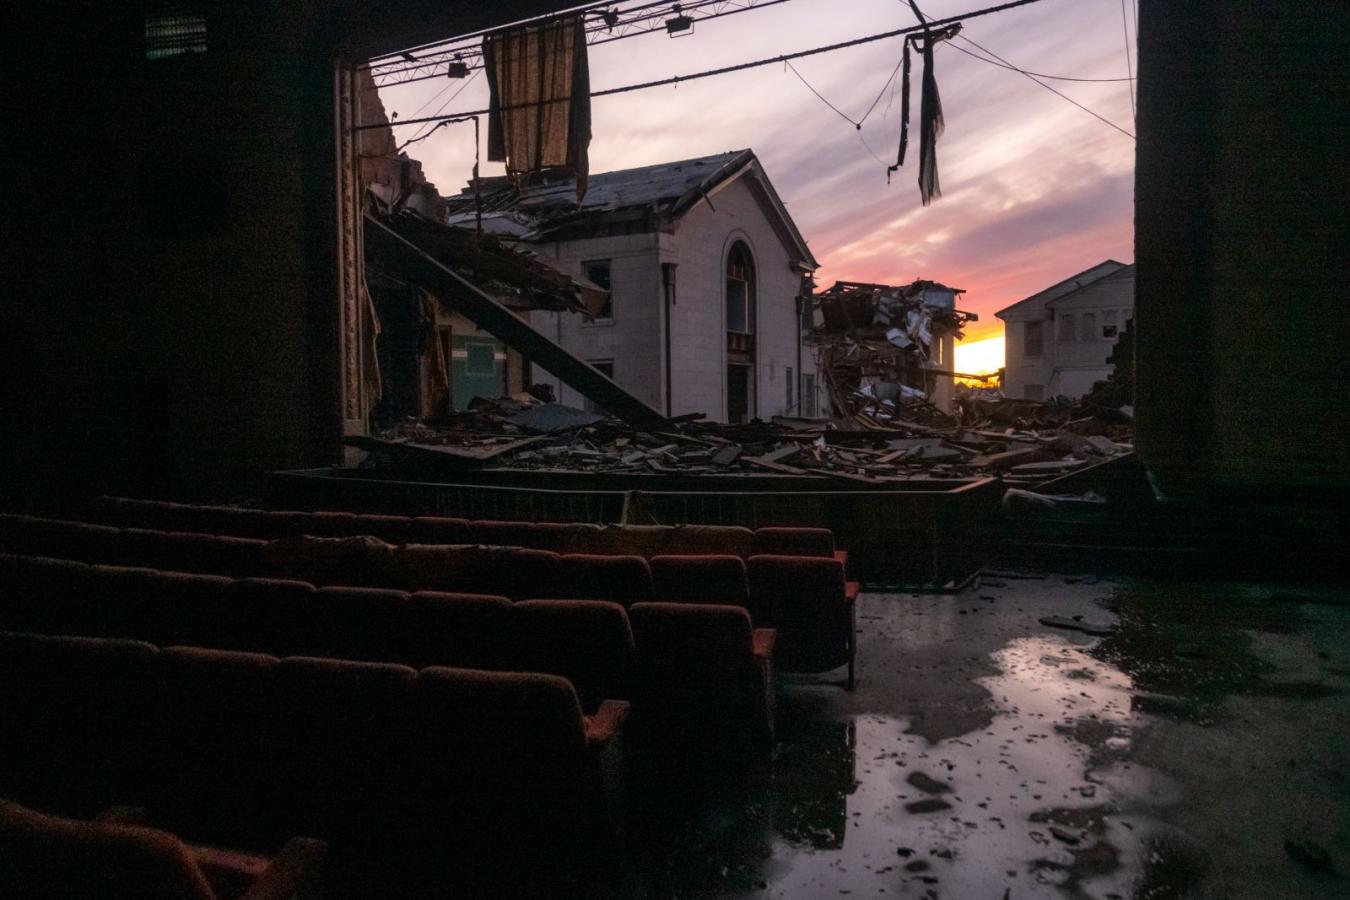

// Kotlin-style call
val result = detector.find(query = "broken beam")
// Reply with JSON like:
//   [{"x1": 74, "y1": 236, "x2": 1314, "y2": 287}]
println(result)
[{"x1": 364, "y1": 214, "x2": 668, "y2": 430}]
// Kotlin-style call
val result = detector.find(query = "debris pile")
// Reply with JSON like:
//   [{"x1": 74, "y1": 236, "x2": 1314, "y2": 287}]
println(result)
[
  {"x1": 813, "y1": 280, "x2": 979, "y2": 427},
  {"x1": 348, "y1": 390, "x2": 1133, "y2": 487}
]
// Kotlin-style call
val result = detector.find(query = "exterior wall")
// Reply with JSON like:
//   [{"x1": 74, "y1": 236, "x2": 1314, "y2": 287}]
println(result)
[
  {"x1": 527, "y1": 177, "x2": 815, "y2": 423},
  {"x1": 1044, "y1": 270, "x2": 1134, "y2": 399},
  {"x1": 1137, "y1": 0, "x2": 1350, "y2": 495},
  {"x1": 999, "y1": 306, "x2": 1055, "y2": 400},
  {"x1": 528, "y1": 234, "x2": 665, "y2": 411},
  {"x1": 670, "y1": 178, "x2": 812, "y2": 422}
]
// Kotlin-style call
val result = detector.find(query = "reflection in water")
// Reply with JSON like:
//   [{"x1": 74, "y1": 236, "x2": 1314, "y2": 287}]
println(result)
[
  {"x1": 772, "y1": 719, "x2": 856, "y2": 850},
  {"x1": 759, "y1": 636, "x2": 1173, "y2": 899}
]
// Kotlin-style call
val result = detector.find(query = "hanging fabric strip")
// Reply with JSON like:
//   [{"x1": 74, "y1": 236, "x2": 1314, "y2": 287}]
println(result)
[
  {"x1": 483, "y1": 16, "x2": 592, "y2": 201},
  {"x1": 889, "y1": 38, "x2": 913, "y2": 183},
  {"x1": 917, "y1": 35, "x2": 944, "y2": 205}
]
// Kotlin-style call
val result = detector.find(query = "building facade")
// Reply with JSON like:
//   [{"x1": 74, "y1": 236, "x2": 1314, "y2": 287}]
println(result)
[
  {"x1": 446, "y1": 150, "x2": 822, "y2": 423},
  {"x1": 996, "y1": 261, "x2": 1134, "y2": 401}
]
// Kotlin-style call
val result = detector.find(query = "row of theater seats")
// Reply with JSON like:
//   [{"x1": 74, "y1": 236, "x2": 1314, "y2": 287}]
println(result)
[
  {"x1": 91, "y1": 495, "x2": 847, "y2": 563},
  {"x1": 0, "y1": 799, "x2": 327, "y2": 900},
  {"x1": 0, "y1": 513, "x2": 856, "y2": 683},
  {"x1": 0, "y1": 553, "x2": 777, "y2": 740},
  {"x1": 0, "y1": 629, "x2": 627, "y2": 887}
]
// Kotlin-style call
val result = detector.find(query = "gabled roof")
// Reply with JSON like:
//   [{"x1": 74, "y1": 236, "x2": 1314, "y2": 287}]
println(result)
[
  {"x1": 442, "y1": 149, "x2": 818, "y2": 269},
  {"x1": 994, "y1": 259, "x2": 1128, "y2": 319},
  {"x1": 1045, "y1": 263, "x2": 1134, "y2": 309}
]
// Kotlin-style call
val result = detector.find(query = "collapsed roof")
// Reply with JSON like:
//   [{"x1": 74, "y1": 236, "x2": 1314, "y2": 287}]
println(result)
[{"x1": 442, "y1": 149, "x2": 818, "y2": 269}]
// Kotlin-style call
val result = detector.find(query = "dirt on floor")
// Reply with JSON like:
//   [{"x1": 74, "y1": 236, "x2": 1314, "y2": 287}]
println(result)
[{"x1": 608, "y1": 575, "x2": 1350, "y2": 899}]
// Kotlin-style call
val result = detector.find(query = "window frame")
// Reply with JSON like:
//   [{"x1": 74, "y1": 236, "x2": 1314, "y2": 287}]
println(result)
[
  {"x1": 1024, "y1": 320, "x2": 1045, "y2": 358},
  {"x1": 581, "y1": 259, "x2": 614, "y2": 325},
  {"x1": 725, "y1": 242, "x2": 756, "y2": 335}
]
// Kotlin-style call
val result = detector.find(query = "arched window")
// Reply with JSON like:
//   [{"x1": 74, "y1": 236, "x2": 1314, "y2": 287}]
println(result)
[{"x1": 726, "y1": 242, "x2": 755, "y2": 334}]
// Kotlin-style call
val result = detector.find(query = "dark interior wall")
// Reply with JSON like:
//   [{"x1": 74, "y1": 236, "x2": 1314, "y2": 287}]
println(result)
[
  {"x1": 1136, "y1": 0, "x2": 1350, "y2": 499},
  {"x1": 3, "y1": 0, "x2": 577, "y2": 507}
]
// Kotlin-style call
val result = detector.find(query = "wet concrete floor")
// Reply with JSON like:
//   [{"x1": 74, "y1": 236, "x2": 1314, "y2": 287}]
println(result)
[{"x1": 614, "y1": 575, "x2": 1350, "y2": 899}]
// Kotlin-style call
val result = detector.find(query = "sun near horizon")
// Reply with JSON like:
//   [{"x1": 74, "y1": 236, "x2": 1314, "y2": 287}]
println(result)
[{"x1": 954, "y1": 335, "x2": 1004, "y2": 382}]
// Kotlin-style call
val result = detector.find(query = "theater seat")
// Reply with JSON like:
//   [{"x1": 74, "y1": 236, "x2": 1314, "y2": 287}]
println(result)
[
  {"x1": 0, "y1": 632, "x2": 160, "y2": 815},
  {"x1": 649, "y1": 555, "x2": 749, "y2": 608},
  {"x1": 512, "y1": 600, "x2": 636, "y2": 712},
  {"x1": 557, "y1": 554, "x2": 653, "y2": 606},
  {"x1": 155, "y1": 647, "x2": 281, "y2": 846},
  {"x1": 398, "y1": 545, "x2": 562, "y2": 599},
  {"x1": 271, "y1": 657, "x2": 418, "y2": 844},
  {"x1": 0, "y1": 799, "x2": 326, "y2": 900},
  {"x1": 410, "y1": 667, "x2": 627, "y2": 868},
  {"x1": 628, "y1": 602, "x2": 776, "y2": 759},
  {"x1": 405, "y1": 590, "x2": 513, "y2": 670},
  {"x1": 410, "y1": 515, "x2": 474, "y2": 545},
  {"x1": 748, "y1": 555, "x2": 857, "y2": 689},
  {"x1": 266, "y1": 534, "x2": 397, "y2": 588}
]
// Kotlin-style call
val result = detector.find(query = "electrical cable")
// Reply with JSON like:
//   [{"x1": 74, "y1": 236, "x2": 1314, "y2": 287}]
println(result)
[
  {"x1": 398, "y1": 71, "x2": 482, "y2": 147},
  {"x1": 954, "y1": 34, "x2": 1135, "y2": 139},
  {"x1": 364, "y1": 0, "x2": 1049, "y2": 131},
  {"x1": 372, "y1": 0, "x2": 797, "y2": 86},
  {"x1": 943, "y1": 40, "x2": 1134, "y2": 82}
]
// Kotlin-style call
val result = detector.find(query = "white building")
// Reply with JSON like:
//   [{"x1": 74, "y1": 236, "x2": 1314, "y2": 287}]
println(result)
[
  {"x1": 995, "y1": 260, "x2": 1135, "y2": 401},
  {"x1": 444, "y1": 150, "x2": 822, "y2": 423}
]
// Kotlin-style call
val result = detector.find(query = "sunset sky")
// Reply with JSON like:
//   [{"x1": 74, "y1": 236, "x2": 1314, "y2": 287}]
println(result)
[{"x1": 378, "y1": 0, "x2": 1137, "y2": 372}]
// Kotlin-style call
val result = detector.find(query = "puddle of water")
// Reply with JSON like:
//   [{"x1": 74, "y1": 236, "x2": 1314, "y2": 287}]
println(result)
[{"x1": 757, "y1": 635, "x2": 1178, "y2": 899}]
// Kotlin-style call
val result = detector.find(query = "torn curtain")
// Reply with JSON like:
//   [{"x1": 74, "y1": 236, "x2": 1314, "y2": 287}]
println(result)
[{"x1": 483, "y1": 16, "x2": 592, "y2": 202}]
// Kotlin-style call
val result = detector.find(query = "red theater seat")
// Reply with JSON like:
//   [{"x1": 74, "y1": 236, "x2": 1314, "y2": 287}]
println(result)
[
  {"x1": 266, "y1": 534, "x2": 397, "y2": 587},
  {"x1": 557, "y1": 554, "x2": 653, "y2": 606},
  {"x1": 748, "y1": 555, "x2": 857, "y2": 690},
  {"x1": 398, "y1": 545, "x2": 562, "y2": 599},
  {"x1": 271, "y1": 657, "x2": 418, "y2": 843},
  {"x1": 512, "y1": 600, "x2": 636, "y2": 712},
  {"x1": 0, "y1": 800, "x2": 326, "y2": 900},
  {"x1": 155, "y1": 647, "x2": 281, "y2": 845},
  {"x1": 649, "y1": 555, "x2": 749, "y2": 608},
  {"x1": 405, "y1": 590, "x2": 513, "y2": 670},
  {"x1": 0, "y1": 632, "x2": 160, "y2": 815},
  {"x1": 410, "y1": 515, "x2": 474, "y2": 545},
  {"x1": 628, "y1": 602, "x2": 776, "y2": 758},
  {"x1": 753, "y1": 527, "x2": 836, "y2": 558},
  {"x1": 410, "y1": 667, "x2": 627, "y2": 866}
]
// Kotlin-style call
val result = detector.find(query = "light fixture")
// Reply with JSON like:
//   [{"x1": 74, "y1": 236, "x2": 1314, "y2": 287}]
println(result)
[
  {"x1": 446, "y1": 55, "x2": 468, "y2": 78},
  {"x1": 400, "y1": 51, "x2": 417, "y2": 63},
  {"x1": 665, "y1": 4, "x2": 693, "y2": 37}
]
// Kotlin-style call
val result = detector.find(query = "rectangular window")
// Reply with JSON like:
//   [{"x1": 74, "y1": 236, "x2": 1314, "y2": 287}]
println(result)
[
  {"x1": 1024, "y1": 383, "x2": 1044, "y2": 401},
  {"x1": 582, "y1": 260, "x2": 613, "y2": 321},
  {"x1": 1025, "y1": 321, "x2": 1045, "y2": 358},
  {"x1": 145, "y1": 10, "x2": 207, "y2": 59},
  {"x1": 786, "y1": 367, "x2": 794, "y2": 411},
  {"x1": 1102, "y1": 309, "x2": 1119, "y2": 339},
  {"x1": 727, "y1": 278, "x2": 749, "y2": 333},
  {"x1": 1057, "y1": 313, "x2": 1076, "y2": 342},
  {"x1": 465, "y1": 340, "x2": 497, "y2": 375},
  {"x1": 585, "y1": 360, "x2": 614, "y2": 413},
  {"x1": 803, "y1": 374, "x2": 817, "y2": 417},
  {"x1": 1081, "y1": 312, "x2": 1098, "y2": 341}
]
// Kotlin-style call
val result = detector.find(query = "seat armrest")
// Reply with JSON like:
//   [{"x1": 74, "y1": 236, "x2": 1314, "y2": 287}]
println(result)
[
  {"x1": 752, "y1": 627, "x2": 777, "y2": 660},
  {"x1": 585, "y1": 699, "x2": 631, "y2": 748},
  {"x1": 833, "y1": 549, "x2": 849, "y2": 567},
  {"x1": 844, "y1": 581, "x2": 860, "y2": 605},
  {"x1": 239, "y1": 837, "x2": 327, "y2": 900}
]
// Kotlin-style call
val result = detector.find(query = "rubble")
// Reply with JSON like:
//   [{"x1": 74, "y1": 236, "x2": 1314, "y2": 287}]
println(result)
[{"x1": 349, "y1": 385, "x2": 1134, "y2": 488}]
